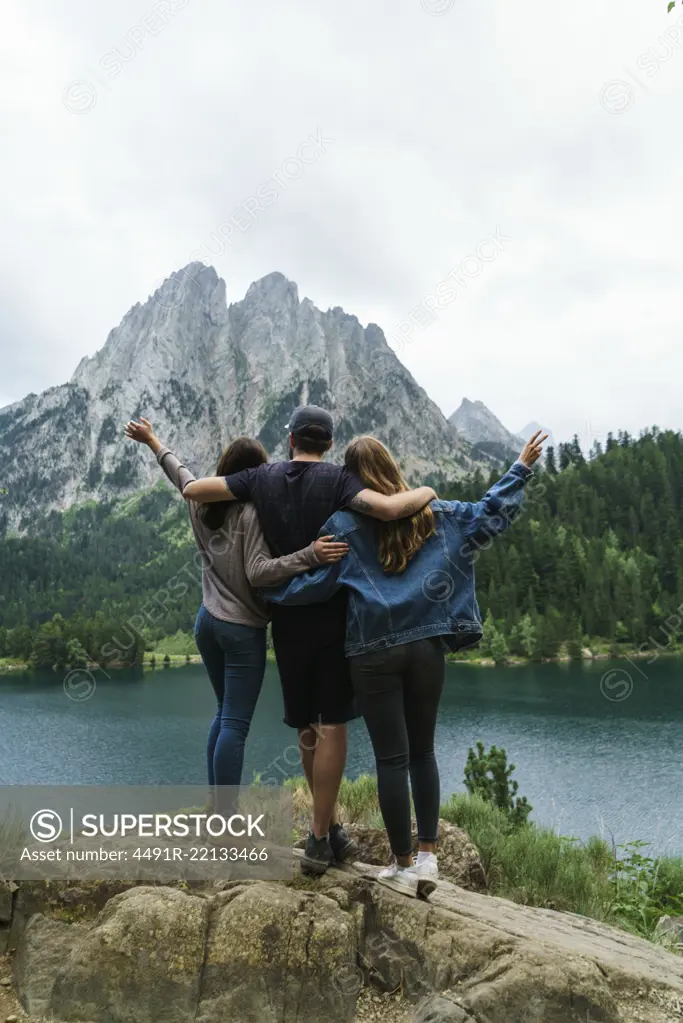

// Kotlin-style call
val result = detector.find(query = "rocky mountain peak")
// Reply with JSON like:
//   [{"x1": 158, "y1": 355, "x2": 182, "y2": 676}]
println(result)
[
  {"x1": 449, "y1": 398, "x2": 524, "y2": 453},
  {"x1": 243, "y1": 271, "x2": 299, "y2": 309},
  {"x1": 518, "y1": 421, "x2": 556, "y2": 450},
  {"x1": 0, "y1": 265, "x2": 495, "y2": 530}
]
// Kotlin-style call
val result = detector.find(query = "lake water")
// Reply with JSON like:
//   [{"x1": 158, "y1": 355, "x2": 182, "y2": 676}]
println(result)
[{"x1": 1, "y1": 657, "x2": 681, "y2": 854}]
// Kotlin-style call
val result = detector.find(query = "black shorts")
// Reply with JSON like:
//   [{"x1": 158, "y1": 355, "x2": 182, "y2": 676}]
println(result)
[{"x1": 271, "y1": 594, "x2": 357, "y2": 729}]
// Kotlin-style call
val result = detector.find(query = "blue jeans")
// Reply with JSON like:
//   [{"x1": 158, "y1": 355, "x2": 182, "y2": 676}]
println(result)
[{"x1": 194, "y1": 604, "x2": 267, "y2": 787}]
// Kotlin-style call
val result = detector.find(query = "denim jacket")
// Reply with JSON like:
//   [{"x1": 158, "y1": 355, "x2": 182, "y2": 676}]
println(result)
[{"x1": 264, "y1": 461, "x2": 534, "y2": 657}]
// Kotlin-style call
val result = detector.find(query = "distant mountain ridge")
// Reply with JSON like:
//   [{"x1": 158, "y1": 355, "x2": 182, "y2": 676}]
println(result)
[
  {"x1": 448, "y1": 400, "x2": 558, "y2": 460},
  {"x1": 0, "y1": 264, "x2": 497, "y2": 531},
  {"x1": 518, "y1": 421, "x2": 557, "y2": 451},
  {"x1": 448, "y1": 398, "x2": 525, "y2": 454}
]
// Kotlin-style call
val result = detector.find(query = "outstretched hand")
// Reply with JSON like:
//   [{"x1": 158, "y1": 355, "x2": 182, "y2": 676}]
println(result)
[
  {"x1": 125, "y1": 417, "x2": 157, "y2": 446},
  {"x1": 314, "y1": 535, "x2": 349, "y2": 564},
  {"x1": 518, "y1": 429, "x2": 548, "y2": 468}
]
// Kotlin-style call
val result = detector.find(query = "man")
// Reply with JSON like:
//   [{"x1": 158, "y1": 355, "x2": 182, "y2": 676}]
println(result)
[{"x1": 183, "y1": 405, "x2": 436, "y2": 874}]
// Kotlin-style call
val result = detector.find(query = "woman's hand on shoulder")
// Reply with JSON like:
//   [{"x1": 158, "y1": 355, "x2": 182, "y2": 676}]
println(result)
[{"x1": 314, "y1": 535, "x2": 349, "y2": 564}]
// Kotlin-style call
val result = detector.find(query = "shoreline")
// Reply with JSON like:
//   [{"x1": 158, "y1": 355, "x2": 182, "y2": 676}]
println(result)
[
  {"x1": 446, "y1": 645, "x2": 683, "y2": 668},
  {"x1": 1, "y1": 644, "x2": 681, "y2": 676}
]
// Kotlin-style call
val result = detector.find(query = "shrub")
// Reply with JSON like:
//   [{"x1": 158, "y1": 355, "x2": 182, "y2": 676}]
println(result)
[
  {"x1": 464, "y1": 741, "x2": 532, "y2": 826},
  {"x1": 609, "y1": 841, "x2": 683, "y2": 939}
]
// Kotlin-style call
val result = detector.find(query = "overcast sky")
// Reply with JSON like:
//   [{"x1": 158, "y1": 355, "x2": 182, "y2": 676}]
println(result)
[{"x1": 2, "y1": 0, "x2": 682, "y2": 445}]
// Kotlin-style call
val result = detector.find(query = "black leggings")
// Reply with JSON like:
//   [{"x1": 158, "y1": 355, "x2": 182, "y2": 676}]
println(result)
[{"x1": 349, "y1": 637, "x2": 445, "y2": 857}]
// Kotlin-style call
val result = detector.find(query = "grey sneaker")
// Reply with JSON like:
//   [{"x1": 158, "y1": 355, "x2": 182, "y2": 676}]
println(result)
[{"x1": 329, "y1": 823, "x2": 359, "y2": 863}]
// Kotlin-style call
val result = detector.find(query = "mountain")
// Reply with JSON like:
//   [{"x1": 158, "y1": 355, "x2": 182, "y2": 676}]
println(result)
[
  {"x1": 448, "y1": 398, "x2": 525, "y2": 461},
  {"x1": 518, "y1": 421, "x2": 557, "y2": 451},
  {"x1": 0, "y1": 264, "x2": 492, "y2": 531}
]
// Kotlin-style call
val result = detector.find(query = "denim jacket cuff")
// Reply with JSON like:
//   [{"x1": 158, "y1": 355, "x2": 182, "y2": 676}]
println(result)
[{"x1": 511, "y1": 460, "x2": 533, "y2": 478}]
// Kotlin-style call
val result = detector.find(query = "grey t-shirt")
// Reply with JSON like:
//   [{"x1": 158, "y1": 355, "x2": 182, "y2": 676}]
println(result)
[{"x1": 156, "y1": 447, "x2": 320, "y2": 627}]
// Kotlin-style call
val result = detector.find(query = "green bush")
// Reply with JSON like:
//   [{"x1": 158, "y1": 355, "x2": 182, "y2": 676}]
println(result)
[
  {"x1": 464, "y1": 741, "x2": 532, "y2": 826},
  {"x1": 152, "y1": 630, "x2": 197, "y2": 657},
  {"x1": 609, "y1": 841, "x2": 683, "y2": 939}
]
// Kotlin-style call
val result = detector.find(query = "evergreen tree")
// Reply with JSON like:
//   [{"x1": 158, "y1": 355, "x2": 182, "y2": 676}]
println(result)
[
  {"x1": 567, "y1": 616, "x2": 584, "y2": 660},
  {"x1": 490, "y1": 628, "x2": 509, "y2": 666},
  {"x1": 65, "y1": 637, "x2": 89, "y2": 668}
]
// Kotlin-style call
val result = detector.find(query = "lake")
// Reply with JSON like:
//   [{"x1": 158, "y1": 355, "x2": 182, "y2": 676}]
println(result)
[{"x1": 1, "y1": 656, "x2": 681, "y2": 854}]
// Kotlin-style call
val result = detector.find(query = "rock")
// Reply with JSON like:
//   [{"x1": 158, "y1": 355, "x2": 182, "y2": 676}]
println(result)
[
  {"x1": 413, "y1": 994, "x2": 473, "y2": 1021},
  {"x1": 50, "y1": 886, "x2": 209, "y2": 1023},
  {"x1": 0, "y1": 925, "x2": 9, "y2": 956},
  {"x1": 655, "y1": 914, "x2": 683, "y2": 942},
  {"x1": 0, "y1": 979, "x2": 9, "y2": 987},
  {"x1": 362, "y1": 927, "x2": 428, "y2": 999},
  {"x1": 10, "y1": 866, "x2": 683, "y2": 1023},
  {"x1": 6, "y1": 1015, "x2": 19, "y2": 1022},
  {"x1": 13, "y1": 915, "x2": 89, "y2": 1017},
  {"x1": 196, "y1": 882, "x2": 357, "y2": 1022},
  {"x1": 0, "y1": 883, "x2": 14, "y2": 924},
  {"x1": 346, "y1": 820, "x2": 487, "y2": 890},
  {"x1": 582, "y1": 647, "x2": 594, "y2": 659}
]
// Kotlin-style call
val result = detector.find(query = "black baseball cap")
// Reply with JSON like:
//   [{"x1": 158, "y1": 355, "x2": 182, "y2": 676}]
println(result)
[{"x1": 286, "y1": 405, "x2": 334, "y2": 440}]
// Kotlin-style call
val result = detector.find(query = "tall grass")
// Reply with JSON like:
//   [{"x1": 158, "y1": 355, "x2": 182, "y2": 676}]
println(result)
[
  {"x1": 441, "y1": 792, "x2": 614, "y2": 917},
  {"x1": 285, "y1": 774, "x2": 384, "y2": 829}
]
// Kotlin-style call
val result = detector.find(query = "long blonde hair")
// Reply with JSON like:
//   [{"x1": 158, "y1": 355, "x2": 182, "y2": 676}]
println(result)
[{"x1": 344, "y1": 436, "x2": 435, "y2": 574}]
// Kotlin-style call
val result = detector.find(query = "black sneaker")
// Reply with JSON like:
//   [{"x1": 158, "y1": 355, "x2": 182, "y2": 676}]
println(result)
[
  {"x1": 329, "y1": 823, "x2": 359, "y2": 863},
  {"x1": 301, "y1": 832, "x2": 335, "y2": 876}
]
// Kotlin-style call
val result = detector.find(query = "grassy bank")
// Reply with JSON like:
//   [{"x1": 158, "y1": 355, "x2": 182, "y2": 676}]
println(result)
[
  {"x1": 448, "y1": 638, "x2": 683, "y2": 668},
  {"x1": 285, "y1": 775, "x2": 683, "y2": 948},
  {"x1": 0, "y1": 656, "x2": 28, "y2": 673}
]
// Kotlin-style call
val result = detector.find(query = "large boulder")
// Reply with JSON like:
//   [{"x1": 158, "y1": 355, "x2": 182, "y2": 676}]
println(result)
[
  {"x1": 51, "y1": 886, "x2": 209, "y2": 1023},
  {"x1": 9, "y1": 863, "x2": 683, "y2": 1023},
  {"x1": 13, "y1": 914, "x2": 89, "y2": 1017},
  {"x1": 196, "y1": 882, "x2": 358, "y2": 1022}
]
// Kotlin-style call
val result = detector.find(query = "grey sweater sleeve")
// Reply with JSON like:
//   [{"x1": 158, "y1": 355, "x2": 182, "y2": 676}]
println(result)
[
  {"x1": 155, "y1": 446, "x2": 197, "y2": 494},
  {"x1": 240, "y1": 505, "x2": 320, "y2": 587}
]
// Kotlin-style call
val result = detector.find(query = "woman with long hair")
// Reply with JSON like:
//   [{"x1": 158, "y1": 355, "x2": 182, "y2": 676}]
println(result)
[
  {"x1": 265, "y1": 431, "x2": 546, "y2": 898},
  {"x1": 124, "y1": 418, "x2": 348, "y2": 789}
]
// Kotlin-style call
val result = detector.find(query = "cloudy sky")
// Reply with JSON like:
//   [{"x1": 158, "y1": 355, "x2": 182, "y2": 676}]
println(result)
[{"x1": 2, "y1": 0, "x2": 682, "y2": 445}]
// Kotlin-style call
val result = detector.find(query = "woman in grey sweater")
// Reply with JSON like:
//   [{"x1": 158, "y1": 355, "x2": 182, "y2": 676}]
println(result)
[{"x1": 125, "y1": 417, "x2": 348, "y2": 787}]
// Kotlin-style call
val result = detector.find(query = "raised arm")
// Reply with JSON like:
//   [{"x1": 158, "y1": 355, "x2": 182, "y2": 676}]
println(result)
[
  {"x1": 452, "y1": 430, "x2": 547, "y2": 546},
  {"x1": 124, "y1": 418, "x2": 196, "y2": 494},
  {"x1": 241, "y1": 505, "x2": 349, "y2": 587},
  {"x1": 348, "y1": 486, "x2": 437, "y2": 522}
]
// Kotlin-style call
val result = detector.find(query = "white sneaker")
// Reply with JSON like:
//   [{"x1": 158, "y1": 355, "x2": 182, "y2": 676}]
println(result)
[
  {"x1": 377, "y1": 864, "x2": 419, "y2": 898},
  {"x1": 412, "y1": 853, "x2": 438, "y2": 897},
  {"x1": 378, "y1": 860, "x2": 399, "y2": 881}
]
